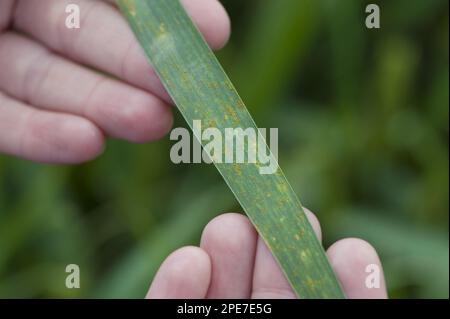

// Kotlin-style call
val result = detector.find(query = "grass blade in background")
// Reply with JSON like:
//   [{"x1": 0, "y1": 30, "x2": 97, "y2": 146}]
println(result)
[
  {"x1": 94, "y1": 182, "x2": 233, "y2": 298},
  {"x1": 232, "y1": 0, "x2": 319, "y2": 119},
  {"x1": 118, "y1": 0, "x2": 344, "y2": 298}
]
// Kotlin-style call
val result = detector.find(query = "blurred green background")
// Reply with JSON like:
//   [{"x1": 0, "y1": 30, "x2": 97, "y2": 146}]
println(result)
[{"x1": 0, "y1": 0, "x2": 448, "y2": 298}]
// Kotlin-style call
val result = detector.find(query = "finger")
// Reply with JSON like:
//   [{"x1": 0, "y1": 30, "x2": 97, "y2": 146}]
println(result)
[
  {"x1": 326, "y1": 238, "x2": 387, "y2": 299},
  {"x1": 0, "y1": 0, "x2": 15, "y2": 31},
  {"x1": 102, "y1": 0, "x2": 118, "y2": 5},
  {"x1": 200, "y1": 213, "x2": 258, "y2": 298},
  {"x1": 13, "y1": 0, "x2": 231, "y2": 102},
  {"x1": 146, "y1": 246, "x2": 211, "y2": 299},
  {"x1": 251, "y1": 209, "x2": 322, "y2": 299},
  {"x1": 0, "y1": 32, "x2": 173, "y2": 143},
  {"x1": 0, "y1": 92, "x2": 104, "y2": 163}
]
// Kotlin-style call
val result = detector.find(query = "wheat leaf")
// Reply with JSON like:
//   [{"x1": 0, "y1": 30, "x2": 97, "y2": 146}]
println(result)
[{"x1": 118, "y1": 0, "x2": 345, "y2": 298}]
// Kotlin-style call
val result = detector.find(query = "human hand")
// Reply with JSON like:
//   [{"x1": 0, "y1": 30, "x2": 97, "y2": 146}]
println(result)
[
  {"x1": 0, "y1": 0, "x2": 230, "y2": 163},
  {"x1": 147, "y1": 211, "x2": 387, "y2": 299}
]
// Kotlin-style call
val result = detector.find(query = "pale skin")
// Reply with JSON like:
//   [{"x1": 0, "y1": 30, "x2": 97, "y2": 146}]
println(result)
[
  {"x1": 147, "y1": 211, "x2": 387, "y2": 299},
  {"x1": 0, "y1": 0, "x2": 387, "y2": 298}
]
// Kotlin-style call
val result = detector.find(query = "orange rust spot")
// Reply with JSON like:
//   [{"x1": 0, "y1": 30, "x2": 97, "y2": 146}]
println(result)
[
  {"x1": 224, "y1": 105, "x2": 239, "y2": 124},
  {"x1": 208, "y1": 82, "x2": 219, "y2": 89},
  {"x1": 233, "y1": 164, "x2": 242, "y2": 176}
]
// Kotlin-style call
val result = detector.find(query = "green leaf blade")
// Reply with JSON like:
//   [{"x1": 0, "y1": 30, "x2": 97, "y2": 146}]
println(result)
[{"x1": 118, "y1": 0, "x2": 345, "y2": 299}]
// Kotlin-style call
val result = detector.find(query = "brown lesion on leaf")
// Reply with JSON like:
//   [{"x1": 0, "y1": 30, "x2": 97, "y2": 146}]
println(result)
[
  {"x1": 233, "y1": 164, "x2": 242, "y2": 176},
  {"x1": 206, "y1": 119, "x2": 217, "y2": 128},
  {"x1": 180, "y1": 72, "x2": 190, "y2": 85},
  {"x1": 305, "y1": 277, "x2": 318, "y2": 291},
  {"x1": 207, "y1": 82, "x2": 219, "y2": 89},
  {"x1": 224, "y1": 104, "x2": 239, "y2": 124}
]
